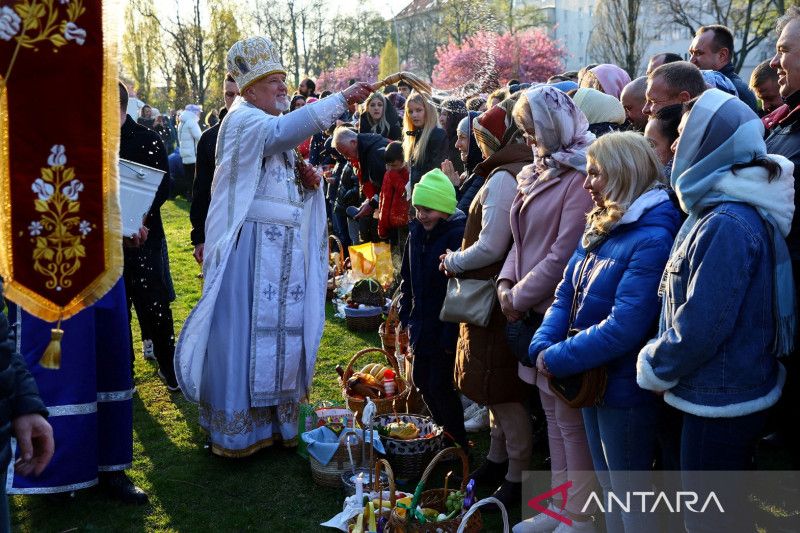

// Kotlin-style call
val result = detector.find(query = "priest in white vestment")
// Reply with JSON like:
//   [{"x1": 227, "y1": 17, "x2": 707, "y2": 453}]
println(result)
[{"x1": 174, "y1": 36, "x2": 372, "y2": 457}]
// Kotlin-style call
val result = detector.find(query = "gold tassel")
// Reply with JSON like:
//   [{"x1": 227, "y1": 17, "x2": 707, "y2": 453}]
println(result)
[{"x1": 39, "y1": 319, "x2": 63, "y2": 369}]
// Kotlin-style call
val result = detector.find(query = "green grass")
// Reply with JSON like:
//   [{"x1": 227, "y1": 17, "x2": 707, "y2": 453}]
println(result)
[{"x1": 9, "y1": 199, "x2": 510, "y2": 532}]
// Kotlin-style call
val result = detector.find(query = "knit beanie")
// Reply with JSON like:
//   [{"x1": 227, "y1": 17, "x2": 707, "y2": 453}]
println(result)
[
  {"x1": 572, "y1": 88, "x2": 626, "y2": 125},
  {"x1": 411, "y1": 168, "x2": 457, "y2": 214}
]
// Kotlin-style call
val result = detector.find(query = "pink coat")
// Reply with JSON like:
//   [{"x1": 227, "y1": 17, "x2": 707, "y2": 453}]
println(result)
[
  {"x1": 499, "y1": 167, "x2": 592, "y2": 386},
  {"x1": 499, "y1": 169, "x2": 593, "y2": 316}
]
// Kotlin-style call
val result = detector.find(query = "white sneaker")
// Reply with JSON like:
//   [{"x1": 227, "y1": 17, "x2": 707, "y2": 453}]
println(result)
[
  {"x1": 552, "y1": 517, "x2": 597, "y2": 533},
  {"x1": 463, "y1": 402, "x2": 481, "y2": 420},
  {"x1": 460, "y1": 394, "x2": 474, "y2": 410},
  {"x1": 464, "y1": 406, "x2": 489, "y2": 432},
  {"x1": 512, "y1": 502, "x2": 562, "y2": 533},
  {"x1": 142, "y1": 339, "x2": 155, "y2": 361}
]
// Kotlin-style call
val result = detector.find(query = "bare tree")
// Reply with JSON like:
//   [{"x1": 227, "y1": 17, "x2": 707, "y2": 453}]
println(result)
[
  {"x1": 665, "y1": 0, "x2": 782, "y2": 72},
  {"x1": 140, "y1": 0, "x2": 236, "y2": 106},
  {"x1": 590, "y1": 0, "x2": 651, "y2": 77},
  {"x1": 122, "y1": 0, "x2": 164, "y2": 103}
]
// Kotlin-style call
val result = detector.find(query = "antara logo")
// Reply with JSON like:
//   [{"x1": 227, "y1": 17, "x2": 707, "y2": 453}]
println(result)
[
  {"x1": 581, "y1": 491, "x2": 725, "y2": 514},
  {"x1": 528, "y1": 481, "x2": 573, "y2": 526},
  {"x1": 528, "y1": 481, "x2": 725, "y2": 523}
]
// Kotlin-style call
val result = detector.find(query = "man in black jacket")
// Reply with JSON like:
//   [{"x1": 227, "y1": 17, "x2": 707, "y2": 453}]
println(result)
[
  {"x1": 119, "y1": 83, "x2": 178, "y2": 391},
  {"x1": 763, "y1": 7, "x2": 800, "y2": 463},
  {"x1": 0, "y1": 281, "x2": 52, "y2": 531},
  {"x1": 189, "y1": 74, "x2": 240, "y2": 265},
  {"x1": 688, "y1": 25, "x2": 758, "y2": 111},
  {"x1": 331, "y1": 127, "x2": 389, "y2": 242}
]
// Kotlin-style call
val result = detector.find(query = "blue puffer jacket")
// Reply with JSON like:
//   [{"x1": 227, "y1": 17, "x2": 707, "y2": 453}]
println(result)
[
  {"x1": 399, "y1": 211, "x2": 467, "y2": 357},
  {"x1": 529, "y1": 191, "x2": 681, "y2": 407}
]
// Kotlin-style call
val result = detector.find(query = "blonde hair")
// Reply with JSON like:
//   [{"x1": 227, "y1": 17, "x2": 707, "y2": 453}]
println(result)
[
  {"x1": 511, "y1": 96, "x2": 534, "y2": 136},
  {"x1": 585, "y1": 131, "x2": 666, "y2": 236},
  {"x1": 362, "y1": 92, "x2": 391, "y2": 136},
  {"x1": 402, "y1": 91, "x2": 439, "y2": 165}
]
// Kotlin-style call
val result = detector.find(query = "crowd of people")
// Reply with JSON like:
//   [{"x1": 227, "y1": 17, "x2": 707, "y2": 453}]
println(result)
[{"x1": 2, "y1": 10, "x2": 800, "y2": 533}]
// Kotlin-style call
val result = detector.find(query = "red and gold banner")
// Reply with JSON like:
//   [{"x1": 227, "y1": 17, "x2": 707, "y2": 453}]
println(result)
[{"x1": 0, "y1": 0, "x2": 121, "y2": 322}]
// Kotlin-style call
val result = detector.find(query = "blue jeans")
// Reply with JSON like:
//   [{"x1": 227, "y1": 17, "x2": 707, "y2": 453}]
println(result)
[
  {"x1": 582, "y1": 403, "x2": 658, "y2": 533},
  {"x1": 331, "y1": 212, "x2": 352, "y2": 251},
  {"x1": 680, "y1": 410, "x2": 767, "y2": 533}
]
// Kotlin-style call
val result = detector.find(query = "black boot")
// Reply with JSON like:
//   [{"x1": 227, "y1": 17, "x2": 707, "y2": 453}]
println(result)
[
  {"x1": 97, "y1": 471, "x2": 149, "y2": 505},
  {"x1": 483, "y1": 479, "x2": 521, "y2": 513},
  {"x1": 468, "y1": 458, "x2": 508, "y2": 486}
]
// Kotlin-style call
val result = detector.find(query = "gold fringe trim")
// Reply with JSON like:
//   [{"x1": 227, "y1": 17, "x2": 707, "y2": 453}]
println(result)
[
  {"x1": 0, "y1": 0, "x2": 123, "y2": 322},
  {"x1": 210, "y1": 435, "x2": 299, "y2": 458}
]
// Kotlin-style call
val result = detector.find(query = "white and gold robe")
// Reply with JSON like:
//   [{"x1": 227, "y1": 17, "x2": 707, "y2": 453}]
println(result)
[{"x1": 175, "y1": 94, "x2": 347, "y2": 456}]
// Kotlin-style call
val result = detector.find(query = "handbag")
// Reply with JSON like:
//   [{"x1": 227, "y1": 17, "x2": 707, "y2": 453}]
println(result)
[
  {"x1": 548, "y1": 252, "x2": 608, "y2": 408},
  {"x1": 505, "y1": 311, "x2": 544, "y2": 365},
  {"x1": 439, "y1": 277, "x2": 497, "y2": 327}
]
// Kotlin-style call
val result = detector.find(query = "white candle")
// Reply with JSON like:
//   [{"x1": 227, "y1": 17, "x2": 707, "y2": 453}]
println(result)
[{"x1": 355, "y1": 472, "x2": 364, "y2": 505}]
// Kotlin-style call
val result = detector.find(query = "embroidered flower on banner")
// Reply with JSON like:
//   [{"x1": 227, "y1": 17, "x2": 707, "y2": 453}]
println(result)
[
  {"x1": 63, "y1": 22, "x2": 86, "y2": 45},
  {"x1": 32, "y1": 178, "x2": 54, "y2": 201},
  {"x1": 62, "y1": 179, "x2": 84, "y2": 201},
  {"x1": 28, "y1": 221, "x2": 43, "y2": 236},
  {"x1": 30, "y1": 146, "x2": 89, "y2": 292},
  {"x1": 0, "y1": 6, "x2": 21, "y2": 41},
  {"x1": 47, "y1": 145, "x2": 67, "y2": 166}
]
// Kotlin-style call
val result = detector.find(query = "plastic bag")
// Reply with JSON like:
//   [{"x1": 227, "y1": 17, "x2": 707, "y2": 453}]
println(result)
[{"x1": 348, "y1": 242, "x2": 394, "y2": 287}]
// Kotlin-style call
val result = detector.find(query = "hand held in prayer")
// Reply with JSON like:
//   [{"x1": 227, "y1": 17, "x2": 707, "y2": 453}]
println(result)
[
  {"x1": 498, "y1": 287, "x2": 522, "y2": 322},
  {"x1": 441, "y1": 160, "x2": 459, "y2": 186},
  {"x1": 342, "y1": 82, "x2": 373, "y2": 106},
  {"x1": 13, "y1": 413, "x2": 54, "y2": 477}
]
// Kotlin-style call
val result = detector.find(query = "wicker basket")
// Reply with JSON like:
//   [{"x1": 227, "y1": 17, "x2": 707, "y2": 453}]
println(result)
[
  {"x1": 341, "y1": 348, "x2": 410, "y2": 426},
  {"x1": 402, "y1": 351, "x2": 429, "y2": 416},
  {"x1": 374, "y1": 414, "x2": 443, "y2": 482},
  {"x1": 309, "y1": 430, "x2": 363, "y2": 488},
  {"x1": 345, "y1": 306, "x2": 385, "y2": 332},
  {"x1": 346, "y1": 459, "x2": 398, "y2": 528},
  {"x1": 351, "y1": 278, "x2": 386, "y2": 307},
  {"x1": 387, "y1": 447, "x2": 482, "y2": 533},
  {"x1": 327, "y1": 235, "x2": 345, "y2": 301},
  {"x1": 379, "y1": 292, "x2": 409, "y2": 354}
]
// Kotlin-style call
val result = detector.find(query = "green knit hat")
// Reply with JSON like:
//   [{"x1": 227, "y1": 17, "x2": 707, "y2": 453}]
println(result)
[{"x1": 412, "y1": 169, "x2": 457, "y2": 215}]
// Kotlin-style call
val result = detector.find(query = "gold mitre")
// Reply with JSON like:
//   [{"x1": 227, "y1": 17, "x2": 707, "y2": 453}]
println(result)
[{"x1": 226, "y1": 36, "x2": 287, "y2": 91}]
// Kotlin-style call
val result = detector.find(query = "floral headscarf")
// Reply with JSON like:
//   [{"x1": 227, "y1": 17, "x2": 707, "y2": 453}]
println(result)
[
  {"x1": 517, "y1": 85, "x2": 595, "y2": 194},
  {"x1": 584, "y1": 64, "x2": 631, "y2": 99}
]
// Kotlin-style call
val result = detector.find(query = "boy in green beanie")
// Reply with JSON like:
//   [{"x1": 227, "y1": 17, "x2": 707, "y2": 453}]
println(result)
[{"x1": 398, "y1": 169, "x2": 468, "y2": 449}]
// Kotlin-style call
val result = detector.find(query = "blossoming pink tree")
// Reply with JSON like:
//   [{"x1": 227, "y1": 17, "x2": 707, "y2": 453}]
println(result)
[
  {"x1": 432, "y1": 29, "x2": 566, "y2": 91},
  {"x1": 316, "y1": 54, "x2": 380, "y2": 93}
]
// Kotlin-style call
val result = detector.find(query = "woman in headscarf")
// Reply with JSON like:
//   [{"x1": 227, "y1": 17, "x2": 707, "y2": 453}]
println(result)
[
  {"x1": 700, "y1": 69, "x2": 739, "y2": 96},
  {"x1": 439, "y1": 98, "x2": 469, "y2": 175},
  {"x1": 644, "y1": 104, "x2": 683, "y2": 177},
  {"x1": 439, "y1": 97, "x2": 534, "y2": 509},
  {"x1": 440, "y1": 111, "x2": 485, "y2": 212},
  {"x1": 637, "y1": 89, "x2": 795, "y2": 532},
  {"x1": 358, "y1": 91, "x2": 402, "y2": 140},
  {"x1": 498, "y1": 86, "x2": 597, "y2": 532},
  {"x1": 573, "y1": 88, "x2": 627, "y2": 137},
  {"x1": 530, "y1": 132, "x2": 681, "y2": 533},
  {"x1": 579, "y1": 64, "x2": 632, "y2": 99}
]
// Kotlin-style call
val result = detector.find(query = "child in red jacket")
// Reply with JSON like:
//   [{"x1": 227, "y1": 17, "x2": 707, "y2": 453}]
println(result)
[{"x1": 378, "y1": 141, "x2": 410, "y2": 244}]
